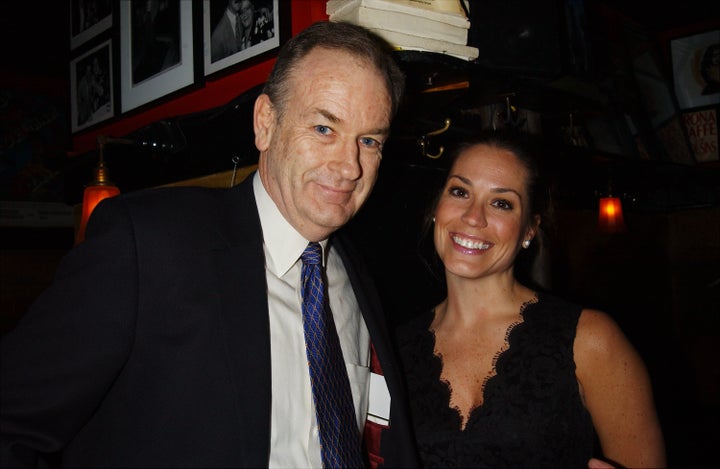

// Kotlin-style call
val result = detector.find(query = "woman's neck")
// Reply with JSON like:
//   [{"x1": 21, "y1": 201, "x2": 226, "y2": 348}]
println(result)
[{"x1": 435, "y1": 273, "x2": 535, "y2": 330}]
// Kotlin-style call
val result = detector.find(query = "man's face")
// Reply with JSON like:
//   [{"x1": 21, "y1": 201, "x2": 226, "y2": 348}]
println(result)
[
  {"x1": 228, "y1": 0, "x2": 242, "y2": 13},
  {"x1": 255, "y1": 47, "x2": 393, "y2": 242},
  {"x1": 239, "y1": 0, "x2": 254, "y2": 28}
]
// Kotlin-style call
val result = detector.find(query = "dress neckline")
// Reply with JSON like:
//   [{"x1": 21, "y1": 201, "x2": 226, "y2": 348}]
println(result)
[{"x1": 429, "y1": 293, "x2": 540, "y2": 431}]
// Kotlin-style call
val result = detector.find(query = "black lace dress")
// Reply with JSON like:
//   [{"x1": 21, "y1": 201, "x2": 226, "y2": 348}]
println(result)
[{"x1": 395, "y1": 293, "x2": 597, "y2": 468}]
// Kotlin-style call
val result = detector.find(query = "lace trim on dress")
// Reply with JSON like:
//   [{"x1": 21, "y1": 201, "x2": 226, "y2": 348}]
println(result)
[{"x1": 433, "y1": 293, "x2": 540, "y2": 429}]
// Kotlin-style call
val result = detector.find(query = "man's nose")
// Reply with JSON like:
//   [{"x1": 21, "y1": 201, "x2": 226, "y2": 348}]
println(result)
[{"x1": 332, "y1": 139, "x2": 362, "y2": 180}]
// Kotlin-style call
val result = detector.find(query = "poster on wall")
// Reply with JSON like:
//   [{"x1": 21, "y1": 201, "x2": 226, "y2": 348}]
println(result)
[
  {"x1": 682, "y1": 108, "x2": 719, "y2": 162},
  {"x1": 671, "y1": 29, "x2": 720, "y2": 110},
  {"x1": 203, "y1": 0, "x2": 280, "y2": 77},
  {"x1": 120, "y1": 0, "x2": 197, "y2": 113},
  {"x1": 70, "y1": 39, "x2": 114, "y2": 133}
]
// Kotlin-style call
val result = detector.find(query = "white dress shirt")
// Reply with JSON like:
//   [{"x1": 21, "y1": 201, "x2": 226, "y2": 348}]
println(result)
[
  {"x1": 225, "y1": 7, "x2": 241, "y2": 38},
  {"x1": 253, "y1": 174, "x2": 371, "y2": 468}
]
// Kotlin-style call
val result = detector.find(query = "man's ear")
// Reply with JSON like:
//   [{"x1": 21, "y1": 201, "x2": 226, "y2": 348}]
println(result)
[{"x1": 254, "y1": 93, "x2": 275, "y2": 152}]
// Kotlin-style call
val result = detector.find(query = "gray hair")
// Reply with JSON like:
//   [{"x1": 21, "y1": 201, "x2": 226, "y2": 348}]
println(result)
[{"x1": 262, "y1": 21, "x2": 405, "y2": 118}]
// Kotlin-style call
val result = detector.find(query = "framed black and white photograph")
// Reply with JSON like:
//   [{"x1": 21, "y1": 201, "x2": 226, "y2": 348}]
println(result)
[
  {"x1": 120, "y1": 0, "x2": 196, "y2": 113},
  {"x1": 203, "y1": 0, "x2": 280, "y2": 77},
  {"x1": 70, "y1": 39, "x2": 114, "y2": 133},
  {"x1": 671, "y1": 29, "x2": 720, "y2": 110},
  {"x1": 70, "y1": 0, "x2": 113, "y2": 50}
]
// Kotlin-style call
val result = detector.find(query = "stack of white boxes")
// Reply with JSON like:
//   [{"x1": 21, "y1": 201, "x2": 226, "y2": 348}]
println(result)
[{"x1": 326, "y1": 0, "x2": 479, "y2": 61}]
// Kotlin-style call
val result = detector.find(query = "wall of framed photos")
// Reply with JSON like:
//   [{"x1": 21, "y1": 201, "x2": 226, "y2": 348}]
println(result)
[{"x1": 69, "y1": 0, "x2": 327, "y2": 155}]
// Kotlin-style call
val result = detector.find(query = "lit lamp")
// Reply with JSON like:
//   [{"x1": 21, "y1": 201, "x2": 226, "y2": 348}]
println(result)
[
  {"x1": 598, "y1": 196, "x2": 626, "y2": 233},
  {"x1": 75, "y1": 135, "x2": 124, "y2": 244}
]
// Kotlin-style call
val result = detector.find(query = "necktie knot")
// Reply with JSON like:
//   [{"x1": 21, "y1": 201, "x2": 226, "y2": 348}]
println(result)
[{"x1": 301, "y1": 242, "x2": 322, "y2": 266}]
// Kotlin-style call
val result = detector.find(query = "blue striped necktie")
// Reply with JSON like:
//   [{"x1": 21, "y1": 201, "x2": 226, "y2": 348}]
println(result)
[{"x1": 300, "y1": 242, "x2": 364, "y2": 468}]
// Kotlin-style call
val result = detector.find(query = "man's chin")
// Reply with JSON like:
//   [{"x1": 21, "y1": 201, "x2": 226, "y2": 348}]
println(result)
[{"x1": 310, "y1": 211, "x2": 354, "y2": 233}]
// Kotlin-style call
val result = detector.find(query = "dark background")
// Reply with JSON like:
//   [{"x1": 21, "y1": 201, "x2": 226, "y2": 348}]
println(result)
[
  {"x1": 0, "y1": 1, "x2": 716, "y2": 84},
  {"x1": 1, "y1": 1, "x2": 719, "y2": 467}
]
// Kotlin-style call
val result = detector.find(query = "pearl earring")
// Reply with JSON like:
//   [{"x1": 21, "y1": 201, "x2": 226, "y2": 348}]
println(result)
[
  {"x1": 522, "y1": 240, "x2": 531, "y2": 248},
  {"x1": 432, "y1": 217, "x2": 436, "y2": 223}
]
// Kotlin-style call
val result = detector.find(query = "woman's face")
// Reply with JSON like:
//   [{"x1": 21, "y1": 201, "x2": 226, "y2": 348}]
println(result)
[{"x1": 433, "y1": 143, "x2": 538, "y2": 281}]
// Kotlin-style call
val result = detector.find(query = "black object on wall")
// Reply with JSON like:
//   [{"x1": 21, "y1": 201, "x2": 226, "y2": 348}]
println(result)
[{"x1": 467, "y1": 0, "x2": 593, "y2": 79}]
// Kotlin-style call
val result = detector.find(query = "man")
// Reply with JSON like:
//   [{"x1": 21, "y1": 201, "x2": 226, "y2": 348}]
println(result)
[
  {"x1": 0, "y1": 21, "x2": 416, "y2": 468},
  {"x1": 211, "y1": 0, "x2": 244, "y2": 62}
]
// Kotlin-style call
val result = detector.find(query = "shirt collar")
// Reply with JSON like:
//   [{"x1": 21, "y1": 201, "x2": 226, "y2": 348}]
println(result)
[
  {"x1": 226, "y1": 8, "x2": 238, "y2": 28},
  {"x1": 253, "y1": 172, "x2": 328, "y2": 277}
]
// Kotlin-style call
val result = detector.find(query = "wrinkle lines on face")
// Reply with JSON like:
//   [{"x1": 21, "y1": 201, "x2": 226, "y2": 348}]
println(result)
[{"x1": 256, "y1": 47, "x2": 392, "y2": 241}]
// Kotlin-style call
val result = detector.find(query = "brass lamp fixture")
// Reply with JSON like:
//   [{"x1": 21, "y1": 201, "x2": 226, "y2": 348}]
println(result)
[{"x1": 75, "y1": 135, "x2": 128, "y2": 244}]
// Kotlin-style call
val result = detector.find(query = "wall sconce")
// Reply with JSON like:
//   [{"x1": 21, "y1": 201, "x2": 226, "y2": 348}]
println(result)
[
  {"x1": 75, "y1": 135, "x2": 128, "y2": 244},
  {"x1": 598, "y1": 196, "x2": 626, "y2": 233}
]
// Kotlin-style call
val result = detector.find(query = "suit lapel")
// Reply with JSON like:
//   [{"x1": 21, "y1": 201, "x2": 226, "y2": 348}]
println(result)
[
  {"x1": 332, "y1": 232, "x2": 391, "y2": 366},
  {"x1": 211, "y1": 175, "x2": 272, "y2": 463},
  {"x1": 334, "y1": 232, "x2": 419, "y2": 467}
]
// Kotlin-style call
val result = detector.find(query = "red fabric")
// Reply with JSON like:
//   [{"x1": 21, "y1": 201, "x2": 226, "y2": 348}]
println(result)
[
  {"x1": 364, "y1": 420, "x2": 385, "y2": 469},
  {"x1": 370, "y1": 343, "x2": 383, "y2": 375},
  {"x1": 363, "y1": 343, "x2": 386, "y2": 467}
]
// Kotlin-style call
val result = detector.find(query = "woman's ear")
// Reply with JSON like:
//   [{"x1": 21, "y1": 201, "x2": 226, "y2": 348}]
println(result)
[
  {"x1": 253, "y1": 93, "x2": 276, "y2": 152},
  {"x1": 526, "y1": 214, "x2": 542, "y2": 241}
]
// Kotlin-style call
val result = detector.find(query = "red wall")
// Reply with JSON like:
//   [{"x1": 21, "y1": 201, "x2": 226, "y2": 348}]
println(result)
[{"x1": 71, "y1": 0, "x2": 328, "y2": 155}]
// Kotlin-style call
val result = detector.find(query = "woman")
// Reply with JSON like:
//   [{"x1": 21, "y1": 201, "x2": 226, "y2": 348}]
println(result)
[
  {"x1": 238, "y1": 0, "x2": 260, "y2": 50},
  {"x1": 394, "y1": 130, "x2": 666, "y2": 468}
]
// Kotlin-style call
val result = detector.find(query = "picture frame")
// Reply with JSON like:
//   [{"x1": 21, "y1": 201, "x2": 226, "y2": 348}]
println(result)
[
  {"x1": 70, "y1": 39, "x2": 114, "y2": 133},
  {"x1": 70, "y1": 0, "x2": 113, "y2": 50},
  {"x1": 671, "y1": 29, "x2": 720, "y2": 111},
  {"x1": 120, "y1": 0, "x2": 197, "y2": 113},
  {"x1": 203, "y1": 0, "x2": 281, "y2": 77},
  {"x1": 632, "y1": 50, "x2": 696, "y2": 164}
]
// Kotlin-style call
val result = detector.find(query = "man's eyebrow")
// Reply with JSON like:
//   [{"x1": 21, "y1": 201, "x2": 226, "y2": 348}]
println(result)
[
  {"x1": 368, "y1": 126, "x2": 391, "y2": 137},
  {"x1": 314, "y1": 108, "x2": 390, "y2": 136},
  {"x1": 315, "y1": 108, "x2": 340, "y2": 124}
]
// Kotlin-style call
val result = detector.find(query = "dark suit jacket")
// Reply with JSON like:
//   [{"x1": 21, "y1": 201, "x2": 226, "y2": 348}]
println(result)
[
  {"x1": 211, "y1": 11, "x2": 239, "y2": 62},
  {"x1": 0, "y1": 175, "x2": 418, "y2": 468}
]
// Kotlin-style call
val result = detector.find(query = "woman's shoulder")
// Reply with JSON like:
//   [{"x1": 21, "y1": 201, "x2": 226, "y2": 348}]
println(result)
[
  {"x1": 525, "y1": 291, "x2": 583, "y2": 327},
  {"x1": 532, "y1": 291, "x2": 623, "y2": 349},
  {"x1": 535, "y1": 291, "x2": 582, "y2": 312},
  {"x1": 574, "y1": 307, "x2": 641, "y2": 380}
]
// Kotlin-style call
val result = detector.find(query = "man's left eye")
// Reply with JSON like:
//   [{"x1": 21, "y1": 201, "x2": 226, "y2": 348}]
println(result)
[{"x1": 360, "y1": 137, "x2": 380, "y2": 148}]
